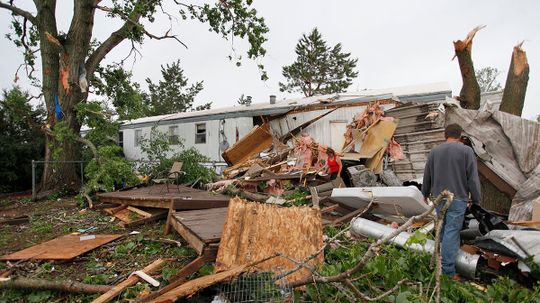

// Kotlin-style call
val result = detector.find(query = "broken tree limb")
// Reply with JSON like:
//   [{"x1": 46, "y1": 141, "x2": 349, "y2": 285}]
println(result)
[
  {"x1": 499, "y1": 42, "x2": 529, "y2": 116},
  {"x1": 289, "y1": 191, "x2": 452, "y2": 288},
  {"x1": 453, "y1": 25, "x2": 485, "y2": 109},
  {"x1": 0, "y1": 277, "x2": 112, "y2": 294},
  {"x1": 91, "y1": 259, "x2": 167, "y2": 303}
]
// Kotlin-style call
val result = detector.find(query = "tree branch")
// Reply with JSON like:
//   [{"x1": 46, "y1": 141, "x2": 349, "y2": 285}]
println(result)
[
  {"x1": 0, "y1": 1, "x2": 37, "y2": 24},
  {"x1": 290, "y1": 191, "x2": 452, "y2": 288}
]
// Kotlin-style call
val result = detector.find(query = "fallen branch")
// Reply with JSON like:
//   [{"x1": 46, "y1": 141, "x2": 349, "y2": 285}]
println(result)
[
  {"x1": 290, "y1": 191, "x2": 452, "y2": 288},
  {"x1": 0, "y1": 277, "x2": 112, "y2": 294},
  {"x1": 91, "y1": 259, "x2": 167, "y2": 303},
  {"x1": 275, "y1": 198, "x2": 375, "y2": 282},
  {"x1": 430, "y1": 195, "x2": 453, "y2": 303}
]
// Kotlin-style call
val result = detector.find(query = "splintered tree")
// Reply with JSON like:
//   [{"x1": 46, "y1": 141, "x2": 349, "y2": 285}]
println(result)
[
  {"x1": 0, "y1": 0, "x2": 268, "y2": 193},
  {"x1": 279, "y1": 28, "x2": 358, "y2": 97},
  {"x1": 499, "y1": 42, "x2": 529, "y2": 116},
  {"x1": 453, "y1": 26, "x2": 485, "y2": 109}
]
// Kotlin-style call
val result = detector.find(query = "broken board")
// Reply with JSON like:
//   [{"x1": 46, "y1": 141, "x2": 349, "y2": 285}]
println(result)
[
  {"x1": 97, "y1": 184, "x2": 230, "y2": 209},
  {"x1": 0, "y1": 234, "x2": 123, "y2": 260},
  {"x1": 104, "y1": 206, "x2": 168, "y2": 228},
  {"x1": 215, "y1": 197, "x2": 324, "y2": 284},
  {"x1": 169, "y1": 207, "x2": 228, "y2": 255},
  {"x1": 222, "y1": 123, "x2": 273, "y2": 166}
]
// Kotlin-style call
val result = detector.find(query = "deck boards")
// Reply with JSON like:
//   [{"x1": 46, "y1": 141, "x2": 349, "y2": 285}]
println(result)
[
  {"x1": 97, "y1": 184, "x2": 230, "y2": 209},
  {"x1": 170, "y1": 208, "x2": 228, "y2": 254}
]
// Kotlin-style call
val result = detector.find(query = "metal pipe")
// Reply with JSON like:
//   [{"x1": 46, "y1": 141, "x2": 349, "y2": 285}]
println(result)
[{"x1": 351, "y1": 217, "x2": 479, "y2": 279}]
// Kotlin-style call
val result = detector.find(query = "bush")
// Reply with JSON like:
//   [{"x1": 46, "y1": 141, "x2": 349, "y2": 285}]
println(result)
[
  {"x1": 84, "y1": 145, "x2": 138, "y2": 192},
  {"x1": 0, "y1": 87, "x2": 44, "y2": 193}
]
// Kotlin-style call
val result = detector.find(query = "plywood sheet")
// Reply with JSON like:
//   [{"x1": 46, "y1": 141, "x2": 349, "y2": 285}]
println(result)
[
  {"x1": 215, "y1": 197, "x2": 323, "y2": 284},
  {"x1": 0, "y1": 234, "x2": 123, "y2": 260},
  {"x1": 358, "y1": 120, "x2": 397, "y2": 159},
  {"x1": 222, "y1": 123, "x2": 273, "y2": 166}
]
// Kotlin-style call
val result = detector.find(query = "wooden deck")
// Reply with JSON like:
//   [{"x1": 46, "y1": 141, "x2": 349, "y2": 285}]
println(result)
[
  {"x1": 169, "y1": 208, "x2": 228, "y2": 255},
  {"x1": 97, "y1": 184, "x2": 230, "y2": 209}
]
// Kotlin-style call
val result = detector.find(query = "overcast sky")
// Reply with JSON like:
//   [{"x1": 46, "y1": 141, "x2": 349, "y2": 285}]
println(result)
[{"x1": 1, "y1": 0, "x2": 539, "y2": 119}]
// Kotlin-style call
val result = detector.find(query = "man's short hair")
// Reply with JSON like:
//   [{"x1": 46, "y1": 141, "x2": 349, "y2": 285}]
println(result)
[{"x1": 445, "y1": 124, "x2": 463, "y2": 139}]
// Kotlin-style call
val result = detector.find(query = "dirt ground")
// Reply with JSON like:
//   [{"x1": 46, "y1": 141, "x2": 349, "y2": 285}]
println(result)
[{"x1": 0, "y1": 196, "x2": 202, "y2": 303}]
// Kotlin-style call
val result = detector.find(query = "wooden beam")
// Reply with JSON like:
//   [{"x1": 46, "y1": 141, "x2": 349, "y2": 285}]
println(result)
[
  {"x1": 91, "y1": 259, "x2": 166, "y2": 303},
  {"x1": 477, "y1": 160, "x2": 516, "y2": 198},
  {"x1": 127, "y1": 206, "x2": 153, "y2": 218},
  {"x1": 135, "y1": 246, "x2": 217, "y2": 303}
]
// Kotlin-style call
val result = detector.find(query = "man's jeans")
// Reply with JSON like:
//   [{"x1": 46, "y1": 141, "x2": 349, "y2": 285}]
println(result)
[{"x1": 437, "y1": 198, "x2": 467, "y2": 277}]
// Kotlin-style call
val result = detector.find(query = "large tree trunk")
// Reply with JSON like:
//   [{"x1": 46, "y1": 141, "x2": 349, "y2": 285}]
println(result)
[
  {"x1": 453, "y1": 26, "x2": 485, "y2": 110},
  {"x1": 499, "y1": 42, "x2": 529, "y2": 116},
  {"x1": 36, "y1": 0, "x2": 95, "y2": 192}
]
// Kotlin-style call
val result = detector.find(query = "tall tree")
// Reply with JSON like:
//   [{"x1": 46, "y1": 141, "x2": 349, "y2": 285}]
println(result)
[
  {"x1": 475, "y1": 67, "x2": 503, "y2": 93},
  {"x1": 0, "y1": 0, "x2": 268, "y2": 192},
  {"x1": 145, "y1": 60, "x2": 210, "y2": 115},
  {"x1": 279, "y1": 28, "x2": 358, "y2": 97},
  {"x1": 237, "y1": 94, "x2": 252, "y2": 106}
]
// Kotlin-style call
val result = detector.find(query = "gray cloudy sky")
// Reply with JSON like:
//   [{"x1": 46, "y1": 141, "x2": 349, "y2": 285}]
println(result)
[{"x1": 1, "y1": 0, "x2": 539, "y2": 119}]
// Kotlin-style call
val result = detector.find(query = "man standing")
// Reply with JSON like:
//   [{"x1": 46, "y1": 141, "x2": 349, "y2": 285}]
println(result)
[{"x1": 422, "y1": 123, "x2": 481, "y2": 279}]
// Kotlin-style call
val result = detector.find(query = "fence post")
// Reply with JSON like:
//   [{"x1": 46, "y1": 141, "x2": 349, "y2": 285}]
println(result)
[
  {"x1": 80, "y1": 161, "x2": 84, "y2": 188},
  {"x1": 31, "y1": 160, "x2": 36, "y2": 201}
]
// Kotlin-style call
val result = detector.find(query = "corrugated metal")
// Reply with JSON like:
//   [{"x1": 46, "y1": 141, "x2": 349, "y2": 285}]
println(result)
[
  {"x1": 120, "y1": 82, "x2": 452, "y2": 129},
  {"x1": 445, "y1": 107, "x2": 540, "y2": 221}
]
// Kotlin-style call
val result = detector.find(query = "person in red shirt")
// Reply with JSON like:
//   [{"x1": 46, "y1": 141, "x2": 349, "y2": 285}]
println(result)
[{"x1": 325, "y1": 148, "x2": 342, "y2": 180}]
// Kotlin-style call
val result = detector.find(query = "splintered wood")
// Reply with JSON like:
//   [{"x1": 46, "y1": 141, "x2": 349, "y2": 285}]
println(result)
[{"x1": 215, "y1": 197, "x2": 324, "y2": 284}]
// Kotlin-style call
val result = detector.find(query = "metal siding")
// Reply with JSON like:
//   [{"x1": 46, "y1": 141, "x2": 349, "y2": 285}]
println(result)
[{"x1": 121, "y1": 117, "x2": 253, "y2": 162}]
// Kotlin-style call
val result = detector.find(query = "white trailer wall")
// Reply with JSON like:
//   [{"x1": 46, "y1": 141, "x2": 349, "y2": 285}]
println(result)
[{"x1": 121, "y1": 116, "x2": 253, "y2": 162}]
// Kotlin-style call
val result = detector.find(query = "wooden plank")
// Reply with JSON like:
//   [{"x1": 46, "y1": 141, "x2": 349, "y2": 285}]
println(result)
[
  {"x1": 477, "y1": 160, "x2": 516, "y2": 198},
  {"x1": 169, "y1": 215, "x2": 206, "y2": 255},
  {"x1": 172, "y1": 208, "x2": 228, "y2": 243},
  {"x1": 127, "y1": 206, "x2": 153, "y2": 218},
  {"x1": 97, "y1": 185, "x2": 230, "y2": 210},
  {"x1": 123, "y1": 211, "x2": 167, "y2": 228},
  {"x1": 1, "y1": 234, "x2": 123, "y2": 260},
  {"x1": 91, "y1": 259, "x2": 166, "y2": 303},
  {"x1": 137, "y1": 245, "x2": 218, "y2": 303}
]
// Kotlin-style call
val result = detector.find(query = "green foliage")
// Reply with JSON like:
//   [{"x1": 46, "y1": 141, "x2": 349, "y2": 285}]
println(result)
[
  {"x1": 302, "y1": 230, "x2": 540, "y2": 303},
  {"x1": 280, "y1": 28, "x2": 358, "y2": 97},
  {"x1": 145, "y1": 60, "x2": 210, "y2": 116},
  {"x1": 237, "y1": 93, "x2": 252, "y2": 106},
  {"x1": 92, "y1": 64, "x2": 147, "y2": 120},
  {"x1": 169, "y1": 147, "x2": 217, "y2": 185},
  {"x1": 0, "y1": 87, "x2": 45, "y2": 193},
  {"x1": 283, "y1": 188, "x2": 309, "y2": 206},
  {"x1": 139, "y1": 127, "x2": 216, "y2": 185},
  {"x1": 84, "y1": 145, "x2": 138, "y2": 192},
  {"x1": 476, "y1": 66, "x2": 503, "y2": 92}
]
